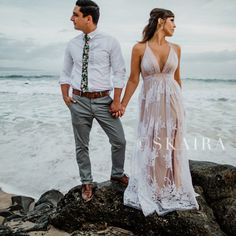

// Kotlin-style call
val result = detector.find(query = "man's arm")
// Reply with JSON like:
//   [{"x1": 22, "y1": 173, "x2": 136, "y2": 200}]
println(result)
[
  {"x1": 59, "y1": 44, "x2": 75, "y2": 106},
  {"x1": 109, "y1": 38, "x2": 126, "y2": 117},
  {"x1": 60, "y1": 84, "x2": 75, "y2": 106}
]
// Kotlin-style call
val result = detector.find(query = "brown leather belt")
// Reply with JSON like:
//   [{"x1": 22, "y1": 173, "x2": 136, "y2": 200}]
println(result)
[{"x1": 73, "y1": 89, "x2": 110, "y2": 99}]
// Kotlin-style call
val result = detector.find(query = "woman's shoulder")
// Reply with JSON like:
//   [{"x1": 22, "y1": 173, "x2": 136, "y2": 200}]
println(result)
[
  {"x1": 170, "y1": 42, "x2": 181, "y2": 52},
  {"x1": 132, "y1": 42, "x2": 146, "y2": 55},
  {"x1": 169, "y1": 42, "x2": 181, "y2": 57}
]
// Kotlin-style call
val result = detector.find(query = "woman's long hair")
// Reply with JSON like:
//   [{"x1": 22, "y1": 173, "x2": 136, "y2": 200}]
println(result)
[{"x1": 140, "y1": 8, "x2": 174, "y2": 43}]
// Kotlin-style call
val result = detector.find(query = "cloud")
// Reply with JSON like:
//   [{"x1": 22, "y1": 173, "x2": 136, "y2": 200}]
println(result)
[
  {"x1": 0, "y1": 35, "x2": 66, "y2": 71},
  {"x1": 58, "y1": 29, "x2": 73, "y2": 33},
  {"x1": 0, "y1": 35, "x2": 65, "y2": 61},
  {"x1": 0, "y1": 0, "x2": 235, "y2": 76},
  {"x1": 183, "y1": 50, "x2": 236, "y2": 62}
]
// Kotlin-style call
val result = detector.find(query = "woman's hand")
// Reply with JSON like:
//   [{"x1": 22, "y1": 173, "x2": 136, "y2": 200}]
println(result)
[{"x1": 110, "y1": 103, "x2": 126, "y2": 118}]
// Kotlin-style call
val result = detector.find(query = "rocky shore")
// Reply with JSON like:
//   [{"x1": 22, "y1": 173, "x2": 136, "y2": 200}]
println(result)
[{"x1": 0, "y1": 160, "x2": 235, "y2": 236}]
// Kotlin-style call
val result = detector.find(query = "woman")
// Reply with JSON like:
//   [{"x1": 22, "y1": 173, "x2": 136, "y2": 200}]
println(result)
[{"x1": 121, "y1": 8, "x2": 199, "y2": 216}]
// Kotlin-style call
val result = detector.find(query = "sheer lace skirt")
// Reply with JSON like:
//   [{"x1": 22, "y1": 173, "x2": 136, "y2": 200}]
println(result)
[{"x1": 124, "y1": 75, "x2": 199, "y2": 216}]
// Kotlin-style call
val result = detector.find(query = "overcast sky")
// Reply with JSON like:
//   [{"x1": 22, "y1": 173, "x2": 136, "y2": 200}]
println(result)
[{"x1": 0, "y1": 0, "x2": 236, "y2": 79}]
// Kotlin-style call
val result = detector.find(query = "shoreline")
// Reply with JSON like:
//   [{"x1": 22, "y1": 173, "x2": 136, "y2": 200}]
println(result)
[
  {"x1": 1, "y1": 157, "x2": 236, "y2": 200},
  {"x1": 0, "y1": 183, "x2": 39, "y2": 201}
]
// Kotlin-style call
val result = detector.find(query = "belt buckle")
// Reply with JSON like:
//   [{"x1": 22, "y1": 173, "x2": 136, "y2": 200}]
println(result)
[{"x1": 80, "y1": 91, "x2": 87, "y2": 97}]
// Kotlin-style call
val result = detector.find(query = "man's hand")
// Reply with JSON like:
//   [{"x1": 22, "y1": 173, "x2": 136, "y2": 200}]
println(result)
[
  {"x1": 110, "y1": 103, "x2": 126, "y2": 118},
  {"x1": 63, "y1": 96, "x2": 76, "y2": 107},
  {"x1": 109, "y1": 101, "x2": 122, "y2": 118}
]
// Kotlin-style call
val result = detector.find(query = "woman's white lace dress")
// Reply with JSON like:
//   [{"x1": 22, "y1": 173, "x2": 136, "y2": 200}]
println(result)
[{"x1": 124, "y1": 42, "x2": 199, "y2": 216}]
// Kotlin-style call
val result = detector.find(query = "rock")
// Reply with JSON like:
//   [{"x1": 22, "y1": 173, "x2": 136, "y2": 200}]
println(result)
[
  {"x1": 211, "y1": 198, "x2": 236, "y2": 236},
  {"x1": 0, "y1": 209, "x2": 15, "y2": 218},
  {"x1": 11, "y1": 195, "x2": 35, "y2": 213},
  {"x1": 0, "y1": 225, "x2": 12, "y2": 236},
  {"x1": 50, "y1": 161, "x2": 236, "y2": 236},
  {"x1": 0, "y1": 224, "x2": 28, "y2": 236},
  {"x1": 23, "y1": 189, "x2": 63, "y2": 223},
  {"x1": 50, "y1": 182, "x2": 225, "y2": 236},
  {"x1": 70, "y1": 224, "x2": 135, "y2": 236},
  {"x1": 5, "y1": 219, "x2": 38, "y2": 234},
  {"x1": 190, "y1": 160, "x2": 236, "y2": 201},
  {"x1": 1, "y1": 161, "x2": 236, "y2": 235},
  {"x1": 0, "y1": 216, "x2": 4, "y2": 225},
  {"x1": 35, "y1": 189, "x2": 64, "y2": 208},
  {"x1": 1, "y1": 189, "x2": 64, "y2": 235},
  {"x1": 190, "y1": 161, "x2": 236, "y2": 235}
]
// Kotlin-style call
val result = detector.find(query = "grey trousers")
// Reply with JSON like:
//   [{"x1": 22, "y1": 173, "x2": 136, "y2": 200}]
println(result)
[{"x1": 68, "y1": 94, "x2": 126, "y2": 184}]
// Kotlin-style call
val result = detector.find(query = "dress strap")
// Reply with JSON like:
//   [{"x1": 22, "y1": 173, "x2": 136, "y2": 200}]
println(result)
[{"x1": 168, "y1": 42, "x2": 178, "y2": 56}]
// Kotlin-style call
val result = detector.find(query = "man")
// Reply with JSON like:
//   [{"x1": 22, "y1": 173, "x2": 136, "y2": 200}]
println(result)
[{"x1": 59, "y1": 0, "x2": 128, "y2": 202}]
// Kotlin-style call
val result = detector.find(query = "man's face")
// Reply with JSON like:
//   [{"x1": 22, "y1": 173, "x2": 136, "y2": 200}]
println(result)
[{"x1": 70, "y1": 6, "x2": 88, "y2": 31}]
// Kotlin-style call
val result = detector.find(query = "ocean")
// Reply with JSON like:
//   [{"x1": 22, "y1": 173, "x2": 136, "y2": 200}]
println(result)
[{"x1": 0, "y1": 72, "x2": 235, "y2": 199}]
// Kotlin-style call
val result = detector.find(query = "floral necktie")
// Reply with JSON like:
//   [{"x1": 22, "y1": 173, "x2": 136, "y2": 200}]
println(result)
[{"x1": 80, "y1": 34, "x2": 90, "y2": 92}]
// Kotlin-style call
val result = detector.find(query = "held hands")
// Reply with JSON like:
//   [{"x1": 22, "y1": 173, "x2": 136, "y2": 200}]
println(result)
[
  {"x1": 109, "y1": 100, "x2": 126, "y2": 118},
  {"x1": 64, "y1": 95, "x2": 126, "y2": 117}
]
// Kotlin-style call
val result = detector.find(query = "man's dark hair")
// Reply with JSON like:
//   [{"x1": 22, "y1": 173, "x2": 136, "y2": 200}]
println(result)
[{"x1": 76, "y1": 0, "x2": 100, "y2": 25}]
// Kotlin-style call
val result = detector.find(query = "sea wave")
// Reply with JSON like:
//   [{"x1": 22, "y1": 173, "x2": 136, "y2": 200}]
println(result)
[
  {"x1": 0, "y1": 74, "x2": 235, "y2": 83},
  {"x1": 183, "y1": 78, "x2": 236, "y2": 83},
  {"x1": 208, "y1": 97, "x2": 230, "y2": 102},
  {"x1": 0, "y1": 75, "x2": 58, "y2": 79}
]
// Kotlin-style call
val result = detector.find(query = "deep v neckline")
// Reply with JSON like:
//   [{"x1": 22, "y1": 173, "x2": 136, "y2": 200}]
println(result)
[{"x1": 147, "y1": 42, "x2": 172, "y2": 73}]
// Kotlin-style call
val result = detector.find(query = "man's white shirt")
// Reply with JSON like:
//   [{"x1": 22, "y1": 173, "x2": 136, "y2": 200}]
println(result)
[{"x1": 59, "y1": 28, "x2": 126, "y2": 92}]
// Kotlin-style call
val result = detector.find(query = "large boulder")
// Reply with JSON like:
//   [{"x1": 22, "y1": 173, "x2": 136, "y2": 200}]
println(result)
[
  {"x1": 190, "y1": 160, "x2": 236, "y2": 236},
  {"x1": 50, "y1": 182, "x2": 223, "y2": 235},
  {"x1": 190, "y1": 160, "x2": 236, "y2": 201},
  {"x1": 50, "y1": 160, "x2": 236, "y2": 236}
]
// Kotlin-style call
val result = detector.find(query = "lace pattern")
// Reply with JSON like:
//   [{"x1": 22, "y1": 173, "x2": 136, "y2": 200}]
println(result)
[{"x1": 124, "y1": 43, "x2": 199, "y2": 216}]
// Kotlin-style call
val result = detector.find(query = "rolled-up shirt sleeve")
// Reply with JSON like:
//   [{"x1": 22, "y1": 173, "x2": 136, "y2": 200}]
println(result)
[
  {"x1": 110, "y1": 38, "x2": 126, "y2": 88},
  {"x1": 59, "y1": 44, "x2": 73, "y2": 85}
]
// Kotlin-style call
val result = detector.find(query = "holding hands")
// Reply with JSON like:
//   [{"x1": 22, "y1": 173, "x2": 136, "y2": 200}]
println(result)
[
  {"x1": 109, "y1": 101, "x2": 126, "y2": 118},
  {"x1": 109, "y1": 42, "x2": 142, "y2": 118}
]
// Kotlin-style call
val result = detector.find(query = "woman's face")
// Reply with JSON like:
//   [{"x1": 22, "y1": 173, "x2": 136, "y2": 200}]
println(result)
[{"x1": 163, "y1": 17, "x2": 176, "y2": 36}]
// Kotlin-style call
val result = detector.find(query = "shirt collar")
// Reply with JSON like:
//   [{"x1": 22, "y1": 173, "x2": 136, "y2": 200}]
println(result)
[{"x1": 83, "y1": 28, "x2": 99, "y2": 40}]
